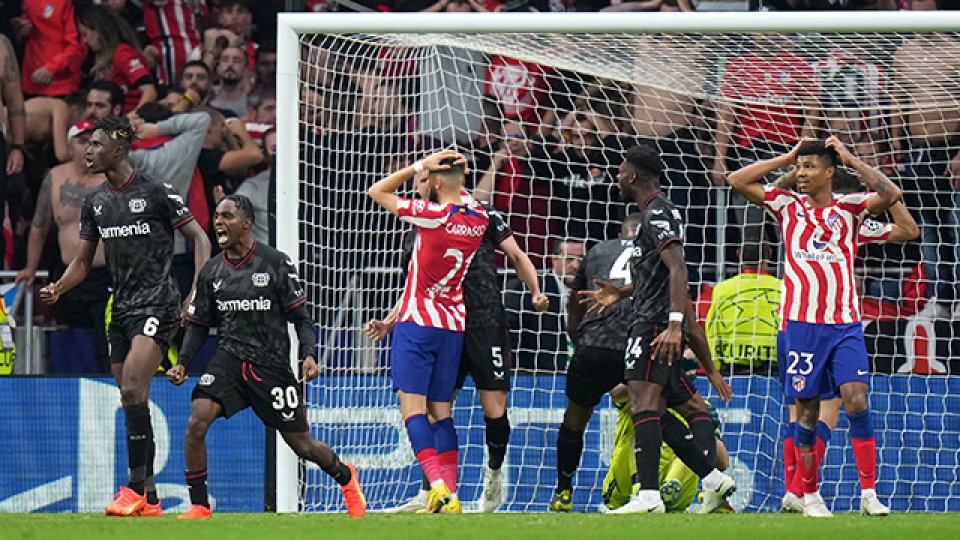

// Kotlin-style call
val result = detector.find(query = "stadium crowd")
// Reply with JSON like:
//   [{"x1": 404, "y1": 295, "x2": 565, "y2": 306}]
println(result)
[{"x1": 0, "y1": 0, "x2": 956, "y2": 376}]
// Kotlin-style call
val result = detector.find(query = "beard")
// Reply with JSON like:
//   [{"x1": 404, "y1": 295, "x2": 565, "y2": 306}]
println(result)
[
  {"x1": 428, "y1": 186, "x2": 439, "y2": 203},
  {"x1": 220, "y1": 72, "x2": 242, "y2": 87}
]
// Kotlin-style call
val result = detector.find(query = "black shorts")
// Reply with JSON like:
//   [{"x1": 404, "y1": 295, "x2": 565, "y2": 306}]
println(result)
[
  {"x1": 623, "y1": 322, "x2": 696, "y2": 408},
  {"x1": 456, "y1": 324, "x2": 511, "y2": 392},
  {"x1": 193, "y1": 349, "x2": 308, "y2": 432},
  {"x1": 109, "y1": 311, "x2": 180, "y2": 365},
  {"x1": 565, "y1": 345, "x2": 625, "y2": 409}
]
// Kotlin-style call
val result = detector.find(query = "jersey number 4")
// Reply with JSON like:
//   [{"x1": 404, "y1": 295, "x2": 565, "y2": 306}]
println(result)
[{"x1": 609, "y1": 248, "x2": 632, "y2": 284}]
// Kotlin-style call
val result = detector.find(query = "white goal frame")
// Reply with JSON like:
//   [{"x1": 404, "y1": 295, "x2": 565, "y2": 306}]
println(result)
[{"x1": 275, "y1": 10, "x2": 960, "y2": 513}]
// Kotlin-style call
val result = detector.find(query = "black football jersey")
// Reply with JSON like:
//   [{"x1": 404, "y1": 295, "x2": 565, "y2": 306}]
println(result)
[
  {"x1": 571, "y1": 237, "x2": 634, "y2": 350},
  {"x1": 402, "y1": 203, "x2": 512, "y2": 329},
  {"x1": 630, "y1": 194, "x2": 685, "y2": 325},
  {"x1": 79, "y1": 171, "x2": 193, "y2": 318},
  {"x1": 187, "y1": 242, "x2": 308, "y2": 366}
]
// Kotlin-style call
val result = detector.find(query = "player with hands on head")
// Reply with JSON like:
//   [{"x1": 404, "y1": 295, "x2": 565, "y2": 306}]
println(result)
[
  {"x1": 167, "y1": 194, "x2": 366, "y2": 520},
  {"x1": 366, "y1": 165, "x2": 546, "y2": 512},
  {"x1": 368, "y1": 149, "x2": 490, "y2": 513},
  {"x1": 39, "y1": 115, "x2": 210, "y2": 517},
  {"x1": 726, "y1": 136, "x2": 902, "y2": 517}
]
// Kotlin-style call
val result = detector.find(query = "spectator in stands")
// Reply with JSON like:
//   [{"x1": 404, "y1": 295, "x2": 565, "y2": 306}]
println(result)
[
  {"x1": 177, "y1": 60, "x2": 214, "y2": 106},
  {"x1": 142, "y1": 0, "x2": 204, "y2": 87},
  {"x1": 891, "y1": 33, "x2": 960, "y2": 319},
  {"x1": 474, "y1": 119, "x2": 555, "y2": 268},
  {"x1": 85, "y1": 80, "x2": 125, "y2": 121},
  {"x1": 505, "y1": 238, "x2": 585, "y2": 373},
  {"x1": 24, "y1": 96, "x2": 74, "y2": 164},
  {"x1": 78, "y1": 6, "x2": 158, "y2": 115},
  {"x1": 14, "y1": 0, "x2": 86, "y2": 98},
  {"x1": 628, "y1": 33, "x2": 711, "y2": 279},
  {"x1": 0, "y1": 34, "x2": 26, "y2": 270},
  {"x1": 705, "y1": 244, "x2": 781, "y2": 376},
  {"x1": 235, "y1": 127, "x2": 275, "y2": 244},
  {"x1": 210, "y1": 0, "x2": 257, "y2": 75},
  {"x1": 484, "y1": 54, "x2": 556, "y2": 132},
  {"x1": 246, "y1": 86, "x2": 276, "y2": 126},
  {"x1": 542, "y1": 110, "x2": 632, "y2": 247},
  {"x1": 196, "y1": 106, "x2": 263, "y2": 243},
  {"x1": 713, "y1": 33, "x2": 819, "y2": 244},
  {"x1": 210, "y1": 46, "x2": 251, "y2": 118},
  {"x1": 17, "y1": 120, "x2": 111, "y2": 372},
  {"x1": 254, "y1": 40, "x2": 277, "y2": 91}
]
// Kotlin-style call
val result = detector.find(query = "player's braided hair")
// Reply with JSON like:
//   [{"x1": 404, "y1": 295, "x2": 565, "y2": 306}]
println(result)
[
  {"x1": 223, "y1": 193, "x2": 255, "y2": 223},
  {"x1": 93, "y1": 116, "x2": 137, "y2": 148}
]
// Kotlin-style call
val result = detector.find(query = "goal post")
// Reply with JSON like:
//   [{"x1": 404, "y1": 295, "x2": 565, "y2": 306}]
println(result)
[{"x1": 277, "y1": 11, "x2": 960, "y2": 513}]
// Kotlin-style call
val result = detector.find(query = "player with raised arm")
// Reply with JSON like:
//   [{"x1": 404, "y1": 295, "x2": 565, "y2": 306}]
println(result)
[
  {"x1": 39, "y1": 116, "x2": 211, "y2": 517},
  {"x1": 727, "y1": 137, "x2": 902, "y2": 517},
  {"x1": 367, "y1": 169, "x2": 548, "y2": 513},
  {"x1": 368, "y1": 150, "x2": 489, "y2": 513},
  {"x1": 575, "y1": 145, "x2": 736, "y2": 515},
  {"x1": 772, "y1": 167, "x2": 917, "y2": 515},
  {"x1": 166, "y1": 194, "x2": 366, "y2": 519}
]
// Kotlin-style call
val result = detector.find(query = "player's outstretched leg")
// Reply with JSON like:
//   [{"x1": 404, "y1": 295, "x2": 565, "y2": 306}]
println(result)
[
  {"x1": 282, "y1": 431, "x2": 366, "y2": 518},
  {"x1": 106, "y1": 338, "x2": 164, "y2": 517},
  {"x1": 657, "y1": 411, "x2": 735, "y2": 514}
]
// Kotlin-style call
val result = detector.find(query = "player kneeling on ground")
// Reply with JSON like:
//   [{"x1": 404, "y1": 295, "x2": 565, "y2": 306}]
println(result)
[{"x1": 166, "y1": 195, "x2": 366, "y2": 519}]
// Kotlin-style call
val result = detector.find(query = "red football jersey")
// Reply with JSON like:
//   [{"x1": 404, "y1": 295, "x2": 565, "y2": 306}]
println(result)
[{"x1": 395, "y1": 197, "x2": 489, "y2": 331}]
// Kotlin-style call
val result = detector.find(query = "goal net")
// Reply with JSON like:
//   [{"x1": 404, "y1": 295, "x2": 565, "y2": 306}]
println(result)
[{"x1": 277, "y1": 12, "x2": 960, "y2": 513}]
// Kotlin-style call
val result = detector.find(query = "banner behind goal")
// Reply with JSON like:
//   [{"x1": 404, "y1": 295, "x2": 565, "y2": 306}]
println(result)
[{"x1": 277, "y1": 12, "x2": 960, "y2": 513}]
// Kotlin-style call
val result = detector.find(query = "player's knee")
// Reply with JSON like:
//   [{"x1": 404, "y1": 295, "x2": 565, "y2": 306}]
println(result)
[
  {"x1": 288, "y1": 438, "x2": 313, "y2": 459},
  {"x1": 119, "y1": 385, "x2": 147, "y2": 407},
  {"x1": 844, "y1": 394, "x2": 869, "y2": 415},
  {"x1": 185, "y1": 415, "x2": 212, "y2": 441}
]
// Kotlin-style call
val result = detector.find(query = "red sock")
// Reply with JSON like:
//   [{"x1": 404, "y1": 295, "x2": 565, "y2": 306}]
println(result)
[
  {"x1": 852, "y1": 437, "x2": 877, "y2": 491},
  {"x1": 783, "y1": 437, "x2": 798, "y2": 495},
  {"x1": 438, "y1": 450, "x2": 458, "y2": 493},
  {"x1": 416, "y1": 449, "x2": 442, "y2": 485}
]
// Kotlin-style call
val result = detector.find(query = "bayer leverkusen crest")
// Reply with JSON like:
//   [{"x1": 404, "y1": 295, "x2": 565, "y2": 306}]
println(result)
[{"x1": 792, "y1": 375, "x2": 806, "y2": 393}]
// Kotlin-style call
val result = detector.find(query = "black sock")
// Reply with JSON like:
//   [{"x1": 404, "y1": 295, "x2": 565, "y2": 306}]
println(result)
[
  {"x1": 124, "y1": 403, "x2": 152, "y2": 495},
  {"x1": 421, "y1": 472, "x2": 430, "y2": 491},
  {"x1": 688, "y1": 412, "x2": 717, "y2": 466},
  {"x1": 659, "y1": 412, "x2": 713, "y2": 478},
  {"x1": 321, "y1": 453, "x2": 351, "y2": 487},
  {"x1": 556, "y1": 424, "x2": 584, "y2": 492},
  {"x1": 186, "y1": 469, "x2": 209, "y2": 508},
  {"x1": 144, "y1": 419, "x2": 158, "y2": 505},
  {"x1": 485, "y1": 414, "x2": 511, "y2": 470},
  {"x1": 632, "y1": 411, "x2": 662, "y2": 490}
]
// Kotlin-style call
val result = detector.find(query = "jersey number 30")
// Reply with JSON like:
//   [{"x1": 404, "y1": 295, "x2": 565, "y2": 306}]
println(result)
[{"x1": 271, "y1": 386, "x2": 300, "y2": 410}]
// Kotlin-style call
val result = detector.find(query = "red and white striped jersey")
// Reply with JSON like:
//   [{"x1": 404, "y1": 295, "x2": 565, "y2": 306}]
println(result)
[
  {"x1": 143, "y1": 0, "x2": 203, "y2": 86},
  {"x1": 763, "y1": 186, "x2": 872, "y2": 327},
  {"x1": 396, "y1": 197, "x2": 489, "y2": 332},
  {"x1": 859, "y1": 218, "x2": 893, "y2": 244}
]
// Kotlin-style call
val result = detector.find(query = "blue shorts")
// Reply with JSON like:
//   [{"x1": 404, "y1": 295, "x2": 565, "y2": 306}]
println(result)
[
  {"x1": 779, "y1": 320, "x2": 870, "y2": 401},
  {"x1": 391, "y1": 322, "x2": 464, "y2": 402},
  {"x1": 778, "y1": 343, "x2": 839, "y2": 406}
]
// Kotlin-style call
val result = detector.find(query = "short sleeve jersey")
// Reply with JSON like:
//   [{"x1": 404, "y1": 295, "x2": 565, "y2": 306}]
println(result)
[
  {"x1": 112, "y1": 43, "x2": 153, "y2": 114},
  {"x1": 762, "y1": 186, "x2": 871, "y2": 326},
  {"x1": 395, "y1": 197, "x2": 489, "y2": 332},
  {"x1": 79, "y1": 171, "x2": 193, "y2": 318},
  {"x1": 186, "y1": 242, "x2": 309, "y2": 366},
  {"x1": 630, "y1": 194, "x2": 685, "y2": 325},
  {"x1": 571, "y1": 237, "x2": 634, "y2": 351}
]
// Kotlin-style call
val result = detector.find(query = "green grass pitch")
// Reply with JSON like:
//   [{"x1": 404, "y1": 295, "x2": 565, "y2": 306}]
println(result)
[{"x1": 2, "y1": 512, "x2": 960, "y2": 540}]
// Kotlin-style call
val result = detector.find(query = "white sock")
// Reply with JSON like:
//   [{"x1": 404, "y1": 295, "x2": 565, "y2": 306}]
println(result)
[{"x1": 862, "y1": 488, "x2": 877, "y2": 498}]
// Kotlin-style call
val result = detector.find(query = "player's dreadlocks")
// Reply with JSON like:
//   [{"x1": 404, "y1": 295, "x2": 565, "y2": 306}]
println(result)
[
  {"x1": 223, "y1": 193, "x2": 256, "y2": 223},
  {"x1": 93, "y1": 116, "x2": 137, "y2": 148}
]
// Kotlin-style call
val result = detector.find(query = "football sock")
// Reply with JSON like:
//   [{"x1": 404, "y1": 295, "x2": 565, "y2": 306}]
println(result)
[
  {"x1": 319, "y1": 452, "x2": 352, "y2": 487},
  {"x1": 484, "y1": 414, "x2": 511, "y2": 470},
  {"x1": 434, "y1": 417, "x2": 458, "y2": 493},
  {"x1": 848, "y1": 410, "x2": 877, "y2": 491},
  {"x1": 405, "y1": 414, "x2": 442, "y2": 485},
  {"x1": 784, "y1": 422, "x2": 798, "y2": 494},
  {"x1": 791, "y1": 421, "x2": 830, "y2": 497},
  {"x1": 556, "y1": 423, "x2": 585, "y2": 492},
  {"x1": 145, "y1": 419, "x2": 158, "y2": 504},
  {"x1": 659, "y1": 411, "x2": 713, "y2": 478},
  {"x1": 421, "y1": 472, "x2": 430, "y2": 491},
  {"x1": 687, "y1": 411, "x2": 717, "y2": 465},
  {"x1": 124, "y1": 403, "x2": 152, "y2": 495},
  {"x1": 185, "y1": 469, "x2": 210, "y2": 508},
  {"x1": 794, "y1": 422, "x2": 818, "y2": 494},
  {"x1": 631, "y1": 411, "x2": 661, "y2": 490}
]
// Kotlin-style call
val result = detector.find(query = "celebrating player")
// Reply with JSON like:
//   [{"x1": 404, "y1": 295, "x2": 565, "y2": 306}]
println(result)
[
  {"x1": 727, "y1": 137, "x2": 902, "y2": 517},
  {"x1": 166, "y1": 195, "x2": 366, "y2": 519},
  {"x1": 772, "y1": 167, "x2": 918, "y2": 515},
  {"x1": 367, "y1": 169, "x2": 548, "y2": 513},
  {"x1": 367, "y1": 150, "x2": 489, "y2": 513},
  {"x1": 40, "y1": 116, "x2": 211, "y2": 516},
  {"x1": 575, "y1": 145, "x2": 736, "y2": 514}
]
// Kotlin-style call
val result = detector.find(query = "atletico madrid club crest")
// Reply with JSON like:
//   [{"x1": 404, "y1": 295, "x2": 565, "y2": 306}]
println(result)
[{"x1": 792, "y1": 375, "x2": 806, "y2": 392}]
